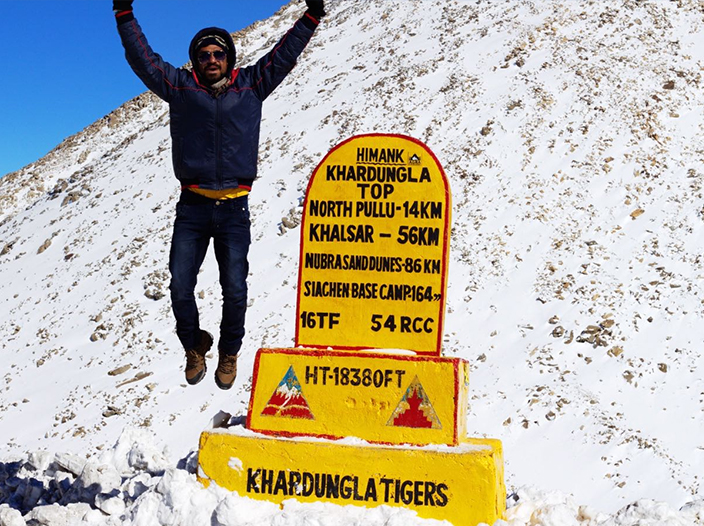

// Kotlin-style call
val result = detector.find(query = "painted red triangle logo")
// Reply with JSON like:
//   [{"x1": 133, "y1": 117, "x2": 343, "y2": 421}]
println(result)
[
  {"x1": 261, "y1": 365, "x2": 314, "y2": 420},
  {"x1": 387, "y1": 376, "x2": 441, "y2": 429}
]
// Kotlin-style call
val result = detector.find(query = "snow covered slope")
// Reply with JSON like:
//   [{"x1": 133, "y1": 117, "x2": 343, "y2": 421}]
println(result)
[{"x1": 1, "y1": 0, "x2": 703, "y2": 523}]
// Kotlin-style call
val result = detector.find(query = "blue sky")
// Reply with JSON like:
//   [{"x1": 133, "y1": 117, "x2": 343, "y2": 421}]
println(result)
[{"x1": 0, "y1": 0, "x2": 290, "y2": 178}]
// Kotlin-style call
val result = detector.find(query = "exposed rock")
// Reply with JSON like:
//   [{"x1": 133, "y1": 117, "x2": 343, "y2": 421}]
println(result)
[
  {"x1": 608, "y1": 346, "x2": 624, "y2": 358},
  {"x1": 102, "y1": 406, "x2": 122, "y2": 418},
  {"x1": 108, "y1": 365, "x2": 132, "y2": 377},
  {"x1": 630, "y1": 208, "x2": 645, "y2": 219},
  {"x1": 0, "y1": 240, "x2": 16, "y2": 256},
  {"x1": 37, "y1": 238, "x2": 52, "y2": 254}
]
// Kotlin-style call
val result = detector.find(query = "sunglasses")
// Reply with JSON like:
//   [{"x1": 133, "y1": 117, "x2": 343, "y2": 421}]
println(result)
[{"x1": 197, "y1": 50, "x2": 227, "y2": 64}]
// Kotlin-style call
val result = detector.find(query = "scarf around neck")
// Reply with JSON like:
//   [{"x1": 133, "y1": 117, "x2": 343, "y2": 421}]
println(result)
[{"x1": 209, "y1": 76, "x2": 231, "y2": 96}]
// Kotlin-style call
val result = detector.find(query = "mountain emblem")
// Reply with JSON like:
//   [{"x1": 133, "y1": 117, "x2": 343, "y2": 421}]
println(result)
[
  {"x1": 387, "y1": 376, "x2": 441, "y2": 429},
  {"x1": 261, "y1": 366, "x2": 314, "y2": 420}
]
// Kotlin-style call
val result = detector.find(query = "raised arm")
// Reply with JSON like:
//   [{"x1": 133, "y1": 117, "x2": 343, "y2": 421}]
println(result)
[
  {"x1": 113, "y1": 0, "x2": 185, "y2": 102},
  {"x1": 241, "y1": 0, "x2": 326, "y2": 101}
]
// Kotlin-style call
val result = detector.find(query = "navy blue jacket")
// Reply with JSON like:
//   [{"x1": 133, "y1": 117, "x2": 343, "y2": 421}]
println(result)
[{"x1": 117, "y1": 12, "x2": 318, "y2": 190}]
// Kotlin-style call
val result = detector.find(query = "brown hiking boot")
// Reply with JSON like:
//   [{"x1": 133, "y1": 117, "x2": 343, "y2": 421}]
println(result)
[
  {"x1": 184, "y1": 330, "x2": 213, "y2": 385},
  {"x1": 215, "y1": 351, "x2": 238, "y2": 390}
]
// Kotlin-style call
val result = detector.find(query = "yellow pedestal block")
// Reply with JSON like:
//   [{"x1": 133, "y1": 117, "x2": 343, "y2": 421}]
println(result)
[
  {"x1": 198, "y1": 425, "x2": 505, "y2": 526},
  {"x1": 247, "y1": 348, "x2": 469, "y2": 446}
]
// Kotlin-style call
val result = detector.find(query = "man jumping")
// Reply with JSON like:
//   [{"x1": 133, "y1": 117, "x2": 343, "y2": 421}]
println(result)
[{"x1": 114, "y1": 0, "x2": 325, "y2": 389}]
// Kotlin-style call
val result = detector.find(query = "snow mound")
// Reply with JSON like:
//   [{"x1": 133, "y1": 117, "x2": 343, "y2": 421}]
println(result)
[{"x1": 1, "y1": 430, "x2": 702, "y2": 525}]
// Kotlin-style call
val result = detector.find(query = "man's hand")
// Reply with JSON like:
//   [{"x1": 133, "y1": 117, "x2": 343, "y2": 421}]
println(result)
[
  {"x1": 113, "y1": 0, "x2": 133, "y2": 13},
  {"x1": 305, "y1": 0, "x2": 326, "y2": 19}
]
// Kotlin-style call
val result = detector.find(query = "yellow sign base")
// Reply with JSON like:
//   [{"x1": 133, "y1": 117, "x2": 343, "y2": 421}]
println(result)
[{"x1": 198, "y1": 424, "x2": 505, "y2": 526}]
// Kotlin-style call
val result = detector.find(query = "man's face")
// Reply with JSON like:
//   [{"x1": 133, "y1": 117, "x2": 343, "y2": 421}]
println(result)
[{"x1": 196, "y1": 44, "x2": 228, "y2": 84}]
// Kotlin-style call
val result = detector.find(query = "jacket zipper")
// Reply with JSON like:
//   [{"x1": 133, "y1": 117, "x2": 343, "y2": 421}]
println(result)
[{"x1": 215, "y1": 95, "x2": 223, "y2": 188}]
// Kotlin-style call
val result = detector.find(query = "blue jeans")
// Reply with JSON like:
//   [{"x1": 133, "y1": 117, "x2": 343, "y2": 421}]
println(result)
[{"x1": 169, "y1": 191, "x2": 251, "y2": 355}]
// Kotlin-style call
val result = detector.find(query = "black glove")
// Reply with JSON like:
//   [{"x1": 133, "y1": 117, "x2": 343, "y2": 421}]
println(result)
[
  {"x1": 113, "y1": 0, "x2": 133, "y2": 13},
  {"x1": 305, "y1": 0, "x2": 326, "y2": 19},
  {"x1": 114, "y1": 0, "x2": 133, "y2": 24}
]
